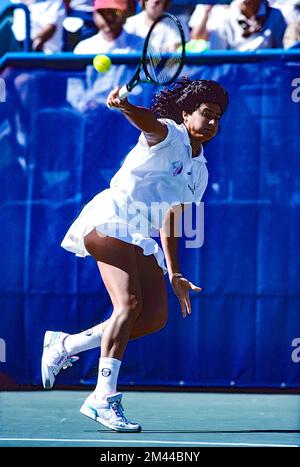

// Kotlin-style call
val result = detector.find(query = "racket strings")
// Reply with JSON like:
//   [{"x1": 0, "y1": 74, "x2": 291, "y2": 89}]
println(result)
[{"x1": 145, "y1": 15, "x2": 184, "y2": 85}]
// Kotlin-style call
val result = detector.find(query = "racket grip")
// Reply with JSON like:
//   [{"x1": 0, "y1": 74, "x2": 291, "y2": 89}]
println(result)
[{"x1": 118, "y1": 84, "x2": 129, "y2": 100}]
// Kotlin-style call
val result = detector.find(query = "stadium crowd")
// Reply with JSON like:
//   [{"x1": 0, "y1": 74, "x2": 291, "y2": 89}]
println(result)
[{"x1": 0, "y1": 0, "x2": 299, "y2": 55}]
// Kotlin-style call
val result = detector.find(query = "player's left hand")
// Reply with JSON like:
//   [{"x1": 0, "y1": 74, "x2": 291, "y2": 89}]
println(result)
[{"x1": 170, "y1": 276, "x2": 202, "y2": 318}]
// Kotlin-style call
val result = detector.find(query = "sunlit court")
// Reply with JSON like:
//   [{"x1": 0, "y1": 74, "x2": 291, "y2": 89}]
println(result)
[{"x1": 0, "y1": 391, "x2": 300, "y2": 447}]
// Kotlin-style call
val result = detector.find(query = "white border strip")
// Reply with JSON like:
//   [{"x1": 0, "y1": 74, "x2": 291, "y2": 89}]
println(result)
[{"x1": 0, "y1": 438, "x2": 298, "y2": 447}]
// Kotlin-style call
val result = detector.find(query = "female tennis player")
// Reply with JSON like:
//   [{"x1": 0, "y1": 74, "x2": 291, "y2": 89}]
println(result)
[{"x1": 41, "y1": 77, "x2": 228, "y2": 432}]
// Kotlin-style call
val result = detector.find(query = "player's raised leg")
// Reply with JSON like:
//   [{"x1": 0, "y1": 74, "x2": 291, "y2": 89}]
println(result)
[
  {"x1": 41, "y1": 232, "x2": 168, "y2": 391},
  {"x1": 41, "y1": 323, "x2": 104, "y2": 390}
]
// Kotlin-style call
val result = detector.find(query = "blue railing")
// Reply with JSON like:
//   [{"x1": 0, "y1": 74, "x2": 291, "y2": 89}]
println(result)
[
  {"x1": 1, "y1": 49, "x2": 300, "y2": 72},
  {"x1": 0, "y1": 2, "x2": 31, "y2": 52}
]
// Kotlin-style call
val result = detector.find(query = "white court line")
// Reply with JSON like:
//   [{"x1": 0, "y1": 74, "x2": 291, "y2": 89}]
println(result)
[{"x1": 0, "y1": 438, "x2": 298, "y2": 447}]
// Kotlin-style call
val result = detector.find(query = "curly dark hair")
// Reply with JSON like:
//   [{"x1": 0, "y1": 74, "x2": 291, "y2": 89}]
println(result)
[{"x1": 151, "y1": 77, "x2": 229, "y2": 124}]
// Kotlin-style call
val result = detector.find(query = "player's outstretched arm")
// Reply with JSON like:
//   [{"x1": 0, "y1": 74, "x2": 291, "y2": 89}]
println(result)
[
  {"x1": 107, "y1": 86, "x2": 168, "y2": 147},
  {"x1": 160, "y1": 205, "x2": 202, "y2": 319}
]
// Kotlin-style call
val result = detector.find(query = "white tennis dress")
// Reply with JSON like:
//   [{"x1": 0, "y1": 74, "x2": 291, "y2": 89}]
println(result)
[{"x1": 61, "y1": 119, "x2": 209, "y2": 274}]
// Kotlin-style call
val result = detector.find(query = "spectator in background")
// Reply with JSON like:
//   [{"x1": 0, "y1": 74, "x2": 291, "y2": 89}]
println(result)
[
  {"x1": 63, "y1": 0, "x2": 137, "y2": 50},
  {"x1": 271, "y1": 1, "x2": 300, "y2": 47},
  {"x1": 216, "y1": 0, "x2": 287, "y2": 51},
  {"x1": 11, "y1": 0, "x2": 66, "y2": 53},
  {"x1": 63, "y1": 0, "x2": 98, "y2": 50},
  {"x1": 284, "y1": 3, "x2": 300, "y2": 47},
  {"x1": 74, "y1": 0, "x2": 143, "y2": 53},
  {"x1": 193, "y1": 0, "x2": 286, "y2": 51},
  {"x1": 189, "y1": 3, "x2": 230, "y2": 50},
  {"x1": 124, "y1": 0, "x2": 190, "y2": 47},
  {"x1": 270, "y1": 1, "x2": 298, "y2": 22}
]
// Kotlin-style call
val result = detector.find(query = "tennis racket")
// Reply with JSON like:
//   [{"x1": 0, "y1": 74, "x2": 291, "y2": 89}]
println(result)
[{"x1": 118, "y1": 13, "x2": 186, "y2": 100}]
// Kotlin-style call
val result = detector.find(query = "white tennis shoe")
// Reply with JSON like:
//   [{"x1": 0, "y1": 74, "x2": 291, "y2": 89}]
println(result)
[
  {"x1": 80, "y1": 392, "x2": 141, "y2": 432},
  {"x1": 41, "y1": 331, "x2": 79, "y2": 389}
]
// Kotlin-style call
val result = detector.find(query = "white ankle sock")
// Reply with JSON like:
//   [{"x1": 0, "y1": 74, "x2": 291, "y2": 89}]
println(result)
[
  {"x1": 95, "y1": 357, "x2": 121, "y2": 401},
  {"x1": 64, "y1": 323, "x2": 103, "y2": 356}
]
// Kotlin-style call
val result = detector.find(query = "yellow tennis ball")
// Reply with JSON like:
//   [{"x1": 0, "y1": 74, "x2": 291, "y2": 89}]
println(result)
[{"x1": 93, "y1": 54, "x2": 112, "y2": 73}]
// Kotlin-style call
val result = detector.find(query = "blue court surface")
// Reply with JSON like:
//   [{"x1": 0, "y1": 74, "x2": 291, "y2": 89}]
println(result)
[{"x1": 0, "y1": 391, "x2": 299, "y2": 447}]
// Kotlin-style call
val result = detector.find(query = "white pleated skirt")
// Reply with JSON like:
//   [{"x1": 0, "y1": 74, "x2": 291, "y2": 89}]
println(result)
[{"x1": 61, "y1": 188, "x2": 168, "y2": 274}]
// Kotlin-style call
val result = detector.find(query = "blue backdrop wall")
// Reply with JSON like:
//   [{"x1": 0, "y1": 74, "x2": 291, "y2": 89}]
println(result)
[{"x1": 0, "y1": 52, "x2": 300, "y2": 389}]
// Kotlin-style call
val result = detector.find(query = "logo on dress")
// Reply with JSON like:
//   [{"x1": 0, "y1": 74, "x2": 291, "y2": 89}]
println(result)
[
  {"x1": 172, "y1": 161, "x2": 183, "y2": 176},
  {"x1": 102, "y1": 368, "x2": 111, "y2": 377},
  {"x1": 188, "y1": 183, "x2": 196, "y2": 195}
]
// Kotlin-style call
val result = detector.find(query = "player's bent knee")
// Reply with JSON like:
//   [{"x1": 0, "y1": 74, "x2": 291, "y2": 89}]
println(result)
[
  {"x1": 116, "y1": 297, "x2": 143, "y2": 321},
  {"x1": 130, "y1": 305, "x2": 168, "y2": 339}
]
